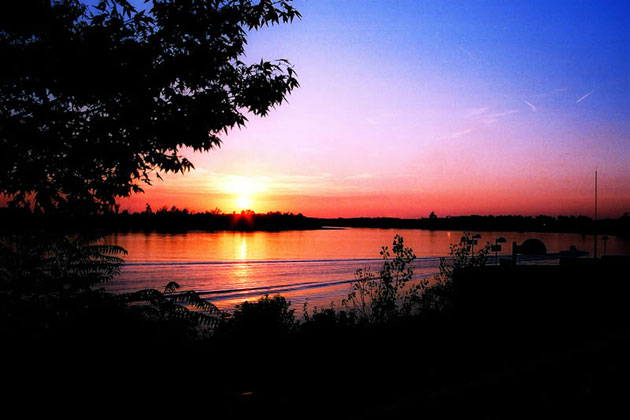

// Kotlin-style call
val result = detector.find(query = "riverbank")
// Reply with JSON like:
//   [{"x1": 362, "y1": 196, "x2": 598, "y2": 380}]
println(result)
[
  {"x1": 2, "y1": 207, "x2": 629, "y2": 236},
  {"x1": 4, "y1": 258, "x2": 629, "y2": 417}
]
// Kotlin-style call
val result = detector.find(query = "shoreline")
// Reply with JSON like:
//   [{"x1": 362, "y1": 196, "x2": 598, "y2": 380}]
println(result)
[{"x1": 1, "y1": 207, "x2": 628, "y2": 236}]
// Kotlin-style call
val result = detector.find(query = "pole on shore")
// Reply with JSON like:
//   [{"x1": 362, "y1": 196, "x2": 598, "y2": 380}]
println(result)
[{"x1": 594, "y1": 170, "x2": 598, "y2": 260}]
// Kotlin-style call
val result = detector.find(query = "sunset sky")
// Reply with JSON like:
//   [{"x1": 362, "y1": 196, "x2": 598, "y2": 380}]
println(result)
[{"x1": 121, "y1": 0, "x2": 630, "y2": 218}]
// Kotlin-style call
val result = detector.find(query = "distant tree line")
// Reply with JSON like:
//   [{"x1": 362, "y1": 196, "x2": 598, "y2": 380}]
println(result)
[
  {"x1": 0, "y1": 206, "x2": 322, "y2": 233},
  {"x1": 1, "y1": 207, "x2": 628, "y2": 235},
  {"x1": 322, "y1": 214, "x2": 630, "y2": 236}
]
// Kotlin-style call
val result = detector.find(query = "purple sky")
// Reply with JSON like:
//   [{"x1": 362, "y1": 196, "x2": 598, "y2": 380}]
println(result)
[{"x1": 122, "y1": 0, "x2": 630, "y2": 217}]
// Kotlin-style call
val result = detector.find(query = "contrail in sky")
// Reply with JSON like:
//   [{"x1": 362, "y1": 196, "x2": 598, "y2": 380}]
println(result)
[
  {"x1": 576, "y1": 90, "x2": 594, "y2": 103},
  {"x1": 522, "y1": 99, "x2": 536, "y2": 112},
  {"x1": 458, "y1": 46, "x2": 480, "y2": 65}
]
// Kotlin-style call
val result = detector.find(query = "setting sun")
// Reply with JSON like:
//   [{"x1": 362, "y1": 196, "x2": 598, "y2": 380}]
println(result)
[
  {"x1": 223, "y1": 176, "x2": 265, "y2": 211},
  {"x1": 236, "y1": 195, "x2": 252, "y2": 210}
]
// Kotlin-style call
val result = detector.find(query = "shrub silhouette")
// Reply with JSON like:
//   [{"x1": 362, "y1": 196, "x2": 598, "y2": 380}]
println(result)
[
  {"x1": 419, "y1": 232, "x2": 491, "y2": 313},
  {"x1": 342, "y1": 234, "x2": 428, "y2": 322},
  {"x1": 0, "y1": 231, "x2": 126, "y2": 294},
  {"x1": 340, "y1": 232, "x2": 491, "y2": 323},
  {"x1": 117, "y1": 281, "x2": 223, "y2": 328},
  {"x1": 0, "y1": 232, "x2": 221, "y2": 342},
  {"x1": 216, "y1": 294, "x2": 296, "y2": 339}
]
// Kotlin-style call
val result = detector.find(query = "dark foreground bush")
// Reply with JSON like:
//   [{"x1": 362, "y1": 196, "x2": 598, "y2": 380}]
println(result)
[
  {"x1": 214, "y1": 295, "x2": 297, "y2": 340},
  {"x1": 3, "y1": 233, "x2": 629, "y2": 418}
]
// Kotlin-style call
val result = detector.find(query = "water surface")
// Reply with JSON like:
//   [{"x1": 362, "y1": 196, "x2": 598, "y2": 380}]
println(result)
[{"x1": 104, "y1": 228, "x2": 630, "y2": 309}]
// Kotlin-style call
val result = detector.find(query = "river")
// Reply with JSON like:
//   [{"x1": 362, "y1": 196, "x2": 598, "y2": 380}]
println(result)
[{"x1": 103, "y1": 228, "x2": 630, "y2": 310}]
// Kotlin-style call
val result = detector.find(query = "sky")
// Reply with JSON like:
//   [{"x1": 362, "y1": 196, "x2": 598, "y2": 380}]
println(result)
[{"x1": 121, "y1": 0, "x2": 630, "y2": 218}]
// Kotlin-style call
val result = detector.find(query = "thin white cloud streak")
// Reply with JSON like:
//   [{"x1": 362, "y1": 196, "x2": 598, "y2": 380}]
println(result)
[
  {"x1": 486, "y1": 110, "x2": 519, "y2": 118},
  {"x1": 576, "y1": 90, "x2": 594, "y2": 103},
  {"x1": 458, "y1": 46, "x2": 481, "y2": 66},
  {"x1": 481, "y1": 109, "x2": 519, "y2": 124},
  {"x1": 464, "y1": 107, "x2": 489, "y2": 118},
  {"x1": 521, "y1": 100, "x2": 537, "y2": 112},
  {"x1": 461, "y1": 107, "x2": 519, "y2": 126},
  {"x1": 448, "y1": 107, "x2": 519, "y2": 139},
  {"x1": 449, "y1": 128, "x2": 473, "y2": 139}
]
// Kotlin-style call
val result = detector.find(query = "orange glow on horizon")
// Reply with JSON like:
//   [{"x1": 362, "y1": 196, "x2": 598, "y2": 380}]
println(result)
[
  {"x1": 111, "y1": 147, "x2": 630, "y2": 219},
  {"x1": 116, "y1": 184, "x2": 630, "y2": 219}
]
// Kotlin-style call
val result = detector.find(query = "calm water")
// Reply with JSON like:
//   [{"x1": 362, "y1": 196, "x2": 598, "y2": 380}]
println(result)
[{"x1": 104, "y1": 228, "x2": 630, "y2": 310}]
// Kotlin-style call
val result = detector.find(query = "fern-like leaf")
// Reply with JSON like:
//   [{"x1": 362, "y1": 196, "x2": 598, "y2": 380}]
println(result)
[{"x1": 163, "y1": 281, "x2": 180, "y2": 295}]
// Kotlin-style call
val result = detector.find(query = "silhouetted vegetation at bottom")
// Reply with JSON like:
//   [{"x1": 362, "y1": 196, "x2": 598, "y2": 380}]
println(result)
[
  {"x1": 199, "y1": 258, "x2": 630, "y2": 417},
  {"x1": 2, "y1": 206, "x2": 629, "y2": 235},
  {"x1": 3, "y1": 234, "x2": 629, "y2": 417}
]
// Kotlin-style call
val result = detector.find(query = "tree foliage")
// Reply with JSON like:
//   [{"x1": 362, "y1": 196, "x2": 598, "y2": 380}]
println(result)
[
  {"x1": 436, "y1": 232, "x2": 491, "y2": 282},
  {"x1": 0, "y1": 231, "x2": 127, "y2": 294},
  {"x1": 215, "y1": 294, "x2": 296, "y2": 338},
  {"x1": 0, "y1": 232, "x2": 222, "y2": 337},
  {"x1": 419, "y1": 232, "x2": 491, "y2": 312},
  {"x1": 118, "y1": 280, "x2": 223, "y2": 327},
  {"x1": 1, "y1": 0, "x2": 300, "y2": 213},
  {"x1": 343, "y1": 234, "x2": 427, "y2": 322},
  {"x1": 341, "y1": 233, "x2": 492, "y2": 322},
  {"x1": 0, "y1": 231, "x2": 126, "y2": 337}
]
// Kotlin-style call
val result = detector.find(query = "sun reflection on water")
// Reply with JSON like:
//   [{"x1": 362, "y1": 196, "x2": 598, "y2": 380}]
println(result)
[
  {"x1": 232, "y1": 236, "x2": 251, "y2": 286},
  {"x1": 240, "y1": 237, "x2": 247, "y2": 260}
]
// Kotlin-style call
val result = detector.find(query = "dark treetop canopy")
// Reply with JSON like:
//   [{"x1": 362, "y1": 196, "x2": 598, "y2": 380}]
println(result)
[{"x1": 0, "y1": 0, "x2": 300, "y2": 214}]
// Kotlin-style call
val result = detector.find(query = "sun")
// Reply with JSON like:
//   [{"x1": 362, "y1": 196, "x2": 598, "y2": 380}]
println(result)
[
  {"x1": 236, "y1": 195, "x2": 252, "y2": 210},
  {"x1": 223, "y1": 176, "x2": 264, "y2": 211}
]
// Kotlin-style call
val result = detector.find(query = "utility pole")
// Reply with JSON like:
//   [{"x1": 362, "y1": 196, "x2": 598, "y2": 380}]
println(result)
[{"x1": 594, "y1": 170, "x2": 598, "y2": 260}]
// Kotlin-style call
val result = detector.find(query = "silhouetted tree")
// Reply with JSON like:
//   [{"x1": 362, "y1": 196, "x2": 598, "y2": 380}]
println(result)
[
  {"x1": 1, "y1": 0, "x2": 300, "y2": 214},
  {"x1": 342, "y1": 235, "x2": 427, "y2": 322},
  {"x1": 0, "y1": 0, "x2": 301, "y2": 350}
]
